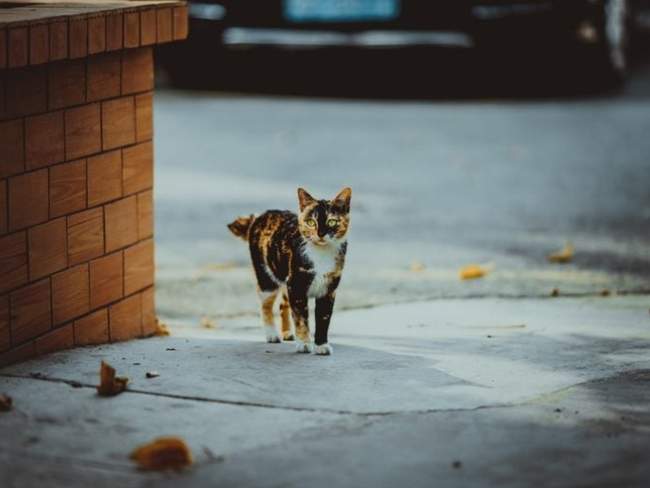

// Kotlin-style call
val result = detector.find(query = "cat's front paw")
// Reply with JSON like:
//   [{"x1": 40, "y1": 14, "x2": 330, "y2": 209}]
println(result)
[
  {"x1": 313, "y1": 343, "x2": 333, "y2": 356},
  {"x1": 295, "y1": 340, "x2": 314, "y2": 353},
  {"x1": 265, "y1": 326, "x2": 281, "y2": 344},
  {"x1": 282, "y1": 332, "x2": 295, "y2": 342}
]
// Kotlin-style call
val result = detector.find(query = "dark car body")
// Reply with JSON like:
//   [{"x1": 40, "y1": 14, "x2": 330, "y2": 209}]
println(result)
[
  {"x1": 194, "y1": 1, "x2": 648, "y2": 41},
  {"x1": 165, "y1": 0, "x2": 650, "y2": 87}
]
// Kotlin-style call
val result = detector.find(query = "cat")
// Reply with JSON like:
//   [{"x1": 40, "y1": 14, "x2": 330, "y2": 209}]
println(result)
[{"x1": 228, "y1": 187, "x2": 351, "y2": 356}]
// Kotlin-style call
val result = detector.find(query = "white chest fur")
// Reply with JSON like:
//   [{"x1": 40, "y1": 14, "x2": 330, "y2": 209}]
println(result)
[{"x1": 303, "y1": 242, "x2": 340, "y2": 298}]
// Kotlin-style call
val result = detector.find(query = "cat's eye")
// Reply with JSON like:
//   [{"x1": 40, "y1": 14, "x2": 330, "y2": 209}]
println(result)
[
  {"x1": 327, "y1": 219, "x2": 338, "y2": 227},
  {"x1": 306, "y1": 218, "x2": 317, "y2": 228}
]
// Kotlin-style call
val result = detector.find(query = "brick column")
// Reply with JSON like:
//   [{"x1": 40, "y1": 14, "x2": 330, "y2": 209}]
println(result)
[{"x1": 0, "y1": 3, "x2": 188, "y2": 366}]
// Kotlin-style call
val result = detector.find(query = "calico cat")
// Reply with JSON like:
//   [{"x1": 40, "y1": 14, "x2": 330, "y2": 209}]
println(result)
[{"x1": 228, "y1": 187, "x2": 351, "y2": 355}]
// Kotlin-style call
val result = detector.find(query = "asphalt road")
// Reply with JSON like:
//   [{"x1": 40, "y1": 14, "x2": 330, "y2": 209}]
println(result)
[{"x1": 153, "y1": 49, "x2": 650, "y2": 327}]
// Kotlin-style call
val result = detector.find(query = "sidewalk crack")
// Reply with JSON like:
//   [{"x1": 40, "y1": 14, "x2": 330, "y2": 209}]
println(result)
[{"x1": 0, "y1": 372, "x2": 517, "y2": 416}]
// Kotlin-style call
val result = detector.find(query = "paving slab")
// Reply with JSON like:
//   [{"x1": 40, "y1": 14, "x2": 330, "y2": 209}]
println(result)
[
  {"x1": 1, "y1": 296, "x2": 649, "y2": 487},
  {"x1": 161, "y1": 371, "x2": 650, "y2": 488}
]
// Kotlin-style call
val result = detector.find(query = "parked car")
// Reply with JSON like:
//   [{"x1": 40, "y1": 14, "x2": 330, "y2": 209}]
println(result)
[{"x1": 162, "y1": 0, "x2": 650, "y2": 87}]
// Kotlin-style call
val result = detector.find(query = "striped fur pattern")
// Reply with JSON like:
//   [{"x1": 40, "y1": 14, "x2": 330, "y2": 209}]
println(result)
[{"x1": 228, "y1": 187, "x2": 351, "y2": 355}]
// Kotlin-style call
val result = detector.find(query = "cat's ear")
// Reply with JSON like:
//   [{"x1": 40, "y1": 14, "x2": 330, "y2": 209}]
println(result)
[
  {"x1": 297, "y1": 187, "x2": 315, "y2": 211},
  {"x1": 333, "y1": 187, "x2": 352, "y2": 212}
]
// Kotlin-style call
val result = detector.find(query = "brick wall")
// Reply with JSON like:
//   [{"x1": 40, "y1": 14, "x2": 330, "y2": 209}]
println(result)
[{"x1": 0, "y1": 5, "x2": 188, "y2": 366}]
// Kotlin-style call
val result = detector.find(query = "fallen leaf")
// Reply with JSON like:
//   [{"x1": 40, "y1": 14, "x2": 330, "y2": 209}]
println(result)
[
  {"x1": 548, "y1": 243, "x2": 574, "y2": 263},
  {"x1": 410, "y1": 261, "x2": 425, "y2": 272},
  {"x1": 460, "y1": 264, "x2": 488, "y2": 280},
  {"x1": 201, "y1": 262, "x2": 238, "y2": 272},
  {"x1": 97, "y1": 361, "x2": 129, "y2": 397},
  {"x1": 550, "y1": 288, "x2": 560, "y2": 297},
  {"x1": 600, "y1": 289, "x2": 611, "y2": 297},
  {"x1": 154, "y1": 318, "x2": 170, "y2": 337},
  {"x1": 130, "y1": 437, "x2": 193, "y2": 471},
  {"x1": 200, "y1": 317, "x2": 218, "y2": 329},
  {"x1": 0, "y1": 394, "x2": 12, "y2": 412},
  {"x1": 146, "y1": 371, "x2": 160, "y2": 379}
]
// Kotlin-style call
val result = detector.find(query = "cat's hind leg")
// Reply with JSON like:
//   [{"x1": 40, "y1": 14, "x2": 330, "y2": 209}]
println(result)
[
  {"x1": 259, "y1": 288, "x2": 280, "y2": 343},
  {"x1": 288, "y1": 288, "x2": 312, "y2": 353},
  {"x1": 279, "y1": 290, "x2": 294, "y2": 341}
]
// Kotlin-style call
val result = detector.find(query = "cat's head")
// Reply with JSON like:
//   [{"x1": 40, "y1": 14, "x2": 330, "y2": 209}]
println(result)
[{"x1": 297, "y1": 187, "x2": 352, "y2": 247}]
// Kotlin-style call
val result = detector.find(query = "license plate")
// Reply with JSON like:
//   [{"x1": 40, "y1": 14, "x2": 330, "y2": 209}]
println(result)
[{"x1": 284, "y1": 0, "x2": 399, "y2": 23}]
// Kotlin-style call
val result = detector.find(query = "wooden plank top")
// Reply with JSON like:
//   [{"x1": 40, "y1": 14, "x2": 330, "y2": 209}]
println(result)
[
  {"x1": 0, "y1": 1, "x2": 188, "y2": 68},
  {"x1": 0, "y1": 1, "x2": 184, "y2": 26}
]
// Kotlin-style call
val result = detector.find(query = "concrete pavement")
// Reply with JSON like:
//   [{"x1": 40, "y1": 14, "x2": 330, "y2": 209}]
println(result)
[{"x1": 1, "y1": 296, "x2": 649, "y2": 487}]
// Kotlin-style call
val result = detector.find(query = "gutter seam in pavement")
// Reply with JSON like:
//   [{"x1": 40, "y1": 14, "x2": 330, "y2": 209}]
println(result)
[
  {"x1": 0, "y1": 373, "x2": 519, "y2": 416},
  {"x1": 206, "y1": 289, "x2": 650, "y2": 320}
]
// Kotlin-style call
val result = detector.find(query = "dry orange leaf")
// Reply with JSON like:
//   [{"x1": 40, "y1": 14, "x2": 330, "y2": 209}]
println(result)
[
  {"x1": 460, "y1": 264, "x2": 487, "y2": 280},
  {"x1": 153, "y1": 318, "x2": 170, "y2": 337},
  {"x1": 130, "y1": 437, "x2": 193, "y2": 471},
  {"x1": 97, "y1": 361, "x2": 129, "y2": 397},
  {"x1": 0, "y1": 394, "x2": 12, "y2": 412},
  {"x1": 202, "y1": 262, "x2": 238, "y2": 272},
  {"x1": 200, "y1": 316, "x2": 218, "y2": 329},
  {"x1": 548, "y1": 243, "x2": 574, "y2": 264}
]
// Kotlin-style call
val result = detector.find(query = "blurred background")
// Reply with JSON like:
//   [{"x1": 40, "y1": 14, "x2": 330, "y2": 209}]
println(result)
[{"x1": 151, "y1": 0, "x2": 650, "y2": 332}]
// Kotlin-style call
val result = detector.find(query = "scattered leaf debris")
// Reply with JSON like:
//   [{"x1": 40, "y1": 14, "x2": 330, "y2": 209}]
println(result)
[
  {"x1": 551, "y1": 288, "x2": 560, "y2": 297},
  {"x1": 202, "y1": 446, "x2": 225, "y2": 464},
  {"x1": 548, "y1": 243, "x2": 574, "y2": 264},
  {"x1": 554, "y1": 408, "x2": 563, "y2": 413},
  {"x1": 601, "y1": 289, "x2": 611, "y2": 297},
  {"x1": 200, "y1": 317, "x2": 219, "y2": 329},
  {"x1": 97, "y1": 361, "x2": 129, "y2": 397},
  {"x1": 0, "y1": 394, "x2": 12, "y2": 412},
  {"x1": 410, "y1": 261, "x2": 425, "y2": 272},
  {"x1": 154, "y1": 318, "x2": 171, "y2": 337},
  {"x1": 166, "y1": 348, "x2": 176, "y2": 351},
  {"x1": 146, "y1": 371, "x2": 160, "y2": 379},
  {"x1": 460, "y1": 264, "x2": 488, "y2": 280},
  {"x1": 130, "y1": 437, "x2": 193, "y2": 471},
  {"x1": 202, "y1": 262, "x2": 238, "y2": 272},
  {"x1": 452, "y1": 460, "x2": 462, "y2": 469}
]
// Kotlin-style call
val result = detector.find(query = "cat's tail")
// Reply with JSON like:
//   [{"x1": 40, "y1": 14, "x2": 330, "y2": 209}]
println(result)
[{"x1": 227, "y1": 214, "x2": 255, "y2": 241}]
